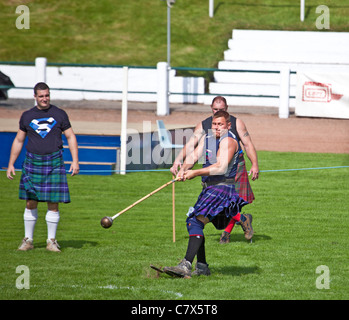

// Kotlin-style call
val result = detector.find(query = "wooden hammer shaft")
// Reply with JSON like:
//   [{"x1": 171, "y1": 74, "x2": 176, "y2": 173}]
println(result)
[{"x1": 111, "y1": 178, "x2": 179, "y2": 220}]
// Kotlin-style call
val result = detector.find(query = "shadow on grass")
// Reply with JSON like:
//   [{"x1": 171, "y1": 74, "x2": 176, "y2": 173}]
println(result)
[
  {"x1": 59, "y1": 240, "x2": 98, "y2": 249},
  {"x1": 215, "y1": 265, "x2": 260, "y2": 277},
  {"x1": 36, "y1": 240, "x2": 98, "y2": 249},
  {"x1": 229, "y1": 233, "x2": 272, "y2": 243},
  {"x1": 206, "y1": 233, "x2": 272, "y2": 243}
]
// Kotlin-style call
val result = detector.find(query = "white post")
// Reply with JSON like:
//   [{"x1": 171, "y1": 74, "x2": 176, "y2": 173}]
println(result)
[
  {"x1": 300, "y1": 0, "x2": 305, "y2": 21},
  {"x1": 35, "y1": 57, "x2": 47, "y2": 83},
  {"x1": 157, "y1": 62, "x2": 169, "y2": 116},
  {"x1": 279, "y1": 67, "x2": 290, "y2": 119},
  {"x1": 209, "y1": 0, "x2": 214, "y2": 18},
  {"x1": 120, "y1": 66, "x2": 128, "y2": 175}
]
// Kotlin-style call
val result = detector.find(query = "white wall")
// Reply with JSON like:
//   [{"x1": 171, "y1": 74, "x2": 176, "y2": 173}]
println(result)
[{"x1": 0, "y1": 64, "x2": 205, "y2": 104}]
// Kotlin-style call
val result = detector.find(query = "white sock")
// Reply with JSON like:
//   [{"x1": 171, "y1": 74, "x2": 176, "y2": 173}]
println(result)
[
  {"x1": 45, "y1": 210, "x2": 60, "y2": 240},
  {"x1": 24, "y1": 208, "x2": 38, "y2": 240}
]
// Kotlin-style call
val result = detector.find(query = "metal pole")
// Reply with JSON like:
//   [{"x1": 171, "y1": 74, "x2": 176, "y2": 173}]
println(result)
[
  {"x1": 300, "y1": 0, "x2": 305, "y2": 21},
  {"x1": 209, "y1": 0, "x2": 214, "y2": 18},
  {"x1": 167, "y1": 4, "x2": 171, "y2": 66},
  {"x1": 166, "y1": 2, "x2": 171, "y2": 114}
]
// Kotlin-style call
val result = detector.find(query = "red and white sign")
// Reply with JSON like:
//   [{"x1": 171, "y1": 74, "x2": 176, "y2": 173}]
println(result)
[
  {"x1": 296, "y1": 72, "x2": 349, "y2": 119},
  {"x1": 302, "y1": 81, "x2": 343, "y2": 103}
]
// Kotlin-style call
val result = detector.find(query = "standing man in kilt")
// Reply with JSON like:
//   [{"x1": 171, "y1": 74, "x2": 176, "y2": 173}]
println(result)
[
  {"x1": 170, "y1": 96, "x2": 258, "y2": 243},
  {"x1": 6, "y1": 82, "x2": 79, "y2": 252},
  {"x1": 163, "y1": 111, "x2": 251, "y2": 278}
]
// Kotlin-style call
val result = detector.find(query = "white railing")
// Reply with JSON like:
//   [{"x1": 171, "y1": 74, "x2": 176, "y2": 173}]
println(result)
[{"x1": 0, "y1": 59, "x2": 293, "y2": 118}]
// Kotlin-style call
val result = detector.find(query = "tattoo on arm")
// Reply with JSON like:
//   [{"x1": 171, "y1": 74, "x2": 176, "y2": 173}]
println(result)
[{"x1": 243, "y1": 131, "x2": 250, "y2": 137}]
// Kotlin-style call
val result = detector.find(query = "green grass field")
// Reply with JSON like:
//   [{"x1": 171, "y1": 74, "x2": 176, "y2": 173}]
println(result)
[
  {"x1": 1, "y1": 0, "x2": 349, "y2": 68},
  {"x1": 0, "y1": 151, "x2": 348, "y2": 300},
  {"x1": 1, "y1": 0, "x2": 348, "y2": 308}
]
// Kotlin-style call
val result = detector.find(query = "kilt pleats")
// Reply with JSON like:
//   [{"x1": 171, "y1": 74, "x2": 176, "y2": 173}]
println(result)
[
  {"x1": 188, "y1": 185, "x2": 248, "y2": 222},
  {"x1": 19, "y1": 150, "x2": 70, "y2": 203}
]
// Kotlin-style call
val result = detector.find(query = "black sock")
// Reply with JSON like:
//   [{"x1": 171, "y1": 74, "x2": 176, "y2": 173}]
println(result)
[
  {"x1": 196, "y1": 236, "x2": 207, "y2": 264},
  {"x1": 184, "y1": 236, "x2": 204, "y2": 264}
]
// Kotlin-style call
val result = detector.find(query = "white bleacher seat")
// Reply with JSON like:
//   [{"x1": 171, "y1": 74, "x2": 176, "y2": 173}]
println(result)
[
  {"x1": 206, "y1": 29, "x2": 349, "y2": 108},
  {"x1": 156, "y1": 120, "x2": 184, "y2": 149}
]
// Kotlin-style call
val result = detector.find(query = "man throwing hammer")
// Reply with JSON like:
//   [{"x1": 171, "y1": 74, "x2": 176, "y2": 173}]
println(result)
[
  {"x1": 171, "y1": 96, "x2": 258, "y2": 243},
  {"x1": 164, "y1": 111, "x2": 252, "y2": 278}
]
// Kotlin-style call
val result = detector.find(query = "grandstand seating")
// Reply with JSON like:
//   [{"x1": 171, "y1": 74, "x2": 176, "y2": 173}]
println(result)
[{"x1": 204, "y1": 29, "x2": 349, "y2": 108}]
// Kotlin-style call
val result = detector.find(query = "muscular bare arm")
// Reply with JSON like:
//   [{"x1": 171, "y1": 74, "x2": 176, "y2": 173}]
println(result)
[
  {"x1": 236, "y1": 118, "x2": 259, "y2": 180},
  {"x1": 183, "y1": 137, "x2": 238, "y2": 181},
  {"x1": 170, "y1": 121, "x2": 205, "y2": 175},
  {"x1": 64, "y1": 127, "x2": 79, "y2": 176}
]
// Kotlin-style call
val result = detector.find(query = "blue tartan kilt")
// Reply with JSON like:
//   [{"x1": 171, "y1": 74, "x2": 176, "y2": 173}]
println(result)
[
  {"x1": 19, "y1": 150, "x2": 70, "y2": 203},
  {"x1": 187, "y1": 184, "x2": 248, "y2": 230}
]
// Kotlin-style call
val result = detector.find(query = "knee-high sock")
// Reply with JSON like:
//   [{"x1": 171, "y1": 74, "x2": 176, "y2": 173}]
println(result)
[
  {"x1": 185, "y1": 235, "x2": 204, "y2": 264},
  {"x1": 224, "y1": 212, "x2": 242, "y2": 233},
  {"x1": 196, "y1": 236, "x2": 207, "y2": 264},
  {"x1": 185, "y1": 216, "x2": 205, "y2": 263},
  {"x1": 24, "y1": 208, "x2": 38, "y2": 240},
  {"x1": 224, "y1": 218, "x2": 236, "y2": 233},
  {"x1": 45, "y1": 210, "x2": 60, "y2": 240}
]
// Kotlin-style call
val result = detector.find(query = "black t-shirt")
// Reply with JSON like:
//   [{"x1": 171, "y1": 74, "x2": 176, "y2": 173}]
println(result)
[{"x1": 19, "y1": 104, "x2": 71, "y2": 155}]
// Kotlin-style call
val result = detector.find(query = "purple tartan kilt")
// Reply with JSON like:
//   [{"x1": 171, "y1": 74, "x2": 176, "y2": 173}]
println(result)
[
  {"x1": 19, "y1": 150, "x2": 71, "y2": 203},
  {"x1": 187, "y1": 184, "x2": 248, "y2": 230}
]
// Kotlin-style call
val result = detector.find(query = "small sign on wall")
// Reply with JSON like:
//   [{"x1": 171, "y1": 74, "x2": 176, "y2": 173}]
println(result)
[{"x1": 296, "y1": 72, "x2": 349, "y2": 119}]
